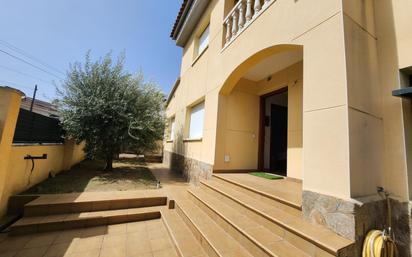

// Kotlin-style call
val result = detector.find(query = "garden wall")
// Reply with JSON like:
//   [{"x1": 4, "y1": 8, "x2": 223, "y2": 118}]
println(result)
[{"x1": 0, "y1": 86, "x2": 85, "y2": 217}]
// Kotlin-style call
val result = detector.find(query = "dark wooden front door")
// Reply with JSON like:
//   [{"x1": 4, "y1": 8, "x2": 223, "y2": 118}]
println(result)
[{"x1": 269, "y1": 104, "x2": 287, "y2": 176}]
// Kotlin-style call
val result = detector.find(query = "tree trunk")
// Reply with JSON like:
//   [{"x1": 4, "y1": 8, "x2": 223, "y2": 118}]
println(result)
[{"x1": 105, "y1": 155, "x2": 113, "y2": 171}]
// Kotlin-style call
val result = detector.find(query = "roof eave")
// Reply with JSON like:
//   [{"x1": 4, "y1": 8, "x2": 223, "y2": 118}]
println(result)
[
  {"x1": 172, "y1": 0, "x2": 210, "y2": 47},
  {"x1": 166, "y1": 77, "x2": 181, "y2": 107},
  {"x1": 172, "y1": 0, "x2": 193, "y2": 40}
]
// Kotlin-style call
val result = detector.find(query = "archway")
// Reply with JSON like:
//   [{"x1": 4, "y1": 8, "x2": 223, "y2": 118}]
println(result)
[
  {"x1": 220, "y1": 44, "x2": 303, "y2": 96},
  {"x1": 215, "y1": 44, "x2": 303, "y2": 180}
]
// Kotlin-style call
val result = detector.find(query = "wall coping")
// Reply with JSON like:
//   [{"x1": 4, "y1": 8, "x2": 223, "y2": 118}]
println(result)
[
  {"x1": 0, "y1": 86, "x2": 25, "y2": 97},
  {"x1": 12, "y1": 143, "x2": 64, "y2": 147}
]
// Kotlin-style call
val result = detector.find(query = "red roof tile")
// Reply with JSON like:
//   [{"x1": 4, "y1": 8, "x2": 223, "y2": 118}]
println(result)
[{"x1": 170, "y1": 0, "x2": 190, "y2": 38}]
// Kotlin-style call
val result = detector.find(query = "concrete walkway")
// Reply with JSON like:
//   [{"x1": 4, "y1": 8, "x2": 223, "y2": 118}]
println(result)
[
  {"x1": 148, "y1": 163, "x2": 187, "y2": 186},
  {"x1": 147, "y1": 163, "x2": 190, "y2": 197}
]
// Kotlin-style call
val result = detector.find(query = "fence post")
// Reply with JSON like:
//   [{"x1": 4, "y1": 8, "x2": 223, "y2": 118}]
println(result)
[{"x1": 0, "y1": 87, "x2": 24, "y2": 216}]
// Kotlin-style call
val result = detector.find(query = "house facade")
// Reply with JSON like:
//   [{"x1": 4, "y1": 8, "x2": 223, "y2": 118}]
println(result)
[{"x1": 164, "y1": 0, "x2": 412, "y2": 254}]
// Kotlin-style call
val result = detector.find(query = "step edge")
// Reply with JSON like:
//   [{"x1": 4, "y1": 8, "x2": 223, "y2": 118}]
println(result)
[
  {"x1": 175, "y1": 201, "x2": 223, "y2": 257},
  {"x1": 9, "y1": 210, "x2": 161, "y2": 236},
  {"x1": 188, "y1": 189, "x2": 283, "y2": 257},
  {"x1": 212, "y1": 174, "x2": 301, "y2": 210},
  {"x1": 11, "y1": 209, "x2": 161, "y2": 228},
  {"x1": 201, "y1": 180, "x2": 354, "y2": 255},
  {"x1": 23, "y1": 197, "x2": 168, "y2": 216},
  {"x1": 160, "y1": 209, "x2": 185, "y2": 257},
  {"x1": 25, "y1": 196, "x2": 168, "y2": 207}
]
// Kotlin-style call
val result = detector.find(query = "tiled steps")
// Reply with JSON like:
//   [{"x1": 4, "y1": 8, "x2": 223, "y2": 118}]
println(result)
[
  {"x1": 10, "y1": 192, "x2": 168, "y2": 236},
  {"x1": 188, "y1": 188, "x2": 310, "y2": 257},
  {"x1": 174, "y1": 197, "x2": 254, "y2": 257},
  {"x1": 199, "y1": 178, "x2": 354, "y2": 257},
  {"x1": 212, "y1": 174, "x2": 301, "y2": 215},
  {"x1": 161, "y1": 207, "x2": 209, "y2": 257},
  {"x1": 10, "y1": 206, "x2": 161, "y2": 235},
  {"x1": 24, "y1": 194, "x2": 167, "y2": 216}
]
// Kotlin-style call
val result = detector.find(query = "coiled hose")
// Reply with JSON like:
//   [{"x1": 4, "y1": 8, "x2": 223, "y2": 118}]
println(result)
[
  {"x1": 362, "y1": 188, "x2": 397, "y2": 257},
  {"x1": 362, "y1": 230, "x2": 396, "y2": 257}
]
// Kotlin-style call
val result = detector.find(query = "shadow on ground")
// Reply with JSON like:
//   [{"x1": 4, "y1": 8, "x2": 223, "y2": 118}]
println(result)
[{"x1": 22, "y1": 157, "x2": 158, "y2": 194}]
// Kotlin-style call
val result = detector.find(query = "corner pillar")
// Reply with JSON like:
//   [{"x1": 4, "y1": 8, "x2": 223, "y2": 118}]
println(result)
[{"x1": 0, "y1": 87, "x2": 24, "y2": 216}]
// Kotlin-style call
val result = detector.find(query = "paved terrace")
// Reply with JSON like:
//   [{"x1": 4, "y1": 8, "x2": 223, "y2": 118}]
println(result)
[{"x1": 0, "y1": 166, "x2": 349, "y2": 257}]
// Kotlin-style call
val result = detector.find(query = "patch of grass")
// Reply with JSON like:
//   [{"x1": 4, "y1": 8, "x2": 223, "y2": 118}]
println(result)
[
  {"x1": 22, "y1": 157, "x2": 158, "y2": 194},
  {"x1": 249, "y1": 172, "x2": 283, "y2": 180}
]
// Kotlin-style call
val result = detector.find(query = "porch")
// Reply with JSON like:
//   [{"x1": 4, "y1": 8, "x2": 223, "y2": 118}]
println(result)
[{"x1": 214, "y1": 45, "x2": 304, "y2": 181}]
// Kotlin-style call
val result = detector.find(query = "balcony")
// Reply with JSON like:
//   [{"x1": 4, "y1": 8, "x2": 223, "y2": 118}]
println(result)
[{"x1": 223, "y1": 0, "x2": 276, "y2": 49}]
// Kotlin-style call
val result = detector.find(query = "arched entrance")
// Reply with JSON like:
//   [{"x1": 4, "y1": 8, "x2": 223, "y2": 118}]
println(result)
[{"x1": 215, "y1": 44, "x2": 303, "y2": 180}]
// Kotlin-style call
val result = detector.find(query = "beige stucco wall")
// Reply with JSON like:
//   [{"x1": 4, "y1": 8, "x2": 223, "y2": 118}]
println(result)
[
  {"x1": 214, "y1": 61, "x2": 303, "y2": 180},
  {"x1": 343, "y1": 0, "x2": 384, "y2": 198},
  {"x1": 167, "y1": 0, "x2": 349, "y2": 198},
  {"x1": 391, "y1": 0, "x2": 412, "y2": 70},
  {"x1": 215, "y1": 80, "x2": 260, "y2": 171},
  {"x1": 340, "y1": 0, "x2": 412, "y2": 201},
  {"x1": 286, "y1": 79, "x2": 303, "y2": 180},
  {"x1": 391, "y1": 0, "x2": 412, "y2": 201},
  {"x1": 372, "y1": 0, "x2": 412, "y2": 202},
  {"x1": 166, "y1": 0, "x2": 412, "y2": 201}
]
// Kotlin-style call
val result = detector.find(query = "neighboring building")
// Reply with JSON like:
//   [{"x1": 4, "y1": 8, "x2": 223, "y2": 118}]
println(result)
[
  {"x1": 20, "y1": 97, "x2": 59, "y2": 118},
  {"x1": 164, "y1": 0, "x2": 412, "y2": 255},
  {"x1": 13, "y1": 97, "x2": 63, "y2": 144}
]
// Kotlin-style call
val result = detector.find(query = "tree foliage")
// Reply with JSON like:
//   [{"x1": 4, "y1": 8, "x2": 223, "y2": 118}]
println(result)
[{"x1": 57, "y1": 52, "x2": 165, "y2": 170}]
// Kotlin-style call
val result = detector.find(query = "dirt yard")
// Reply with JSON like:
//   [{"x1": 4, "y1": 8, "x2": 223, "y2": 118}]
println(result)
[{"x1": 23, "y1": 156, "x2": 158, "y2": 194}]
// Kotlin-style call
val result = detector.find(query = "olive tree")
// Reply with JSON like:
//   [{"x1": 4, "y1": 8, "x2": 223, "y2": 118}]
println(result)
[{"x1": 57, "y1": 52, "x2": 165, "y2": 170}]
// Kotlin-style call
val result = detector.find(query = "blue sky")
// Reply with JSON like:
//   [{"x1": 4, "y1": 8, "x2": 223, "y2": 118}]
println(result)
[{"x1": 0, "y1": 0, "x2": 182, "y2": 101}]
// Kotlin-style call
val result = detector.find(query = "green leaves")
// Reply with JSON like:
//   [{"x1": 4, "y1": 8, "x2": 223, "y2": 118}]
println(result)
[{"x1": 57, "y1": 52, "x2": 165, "y2": 166}]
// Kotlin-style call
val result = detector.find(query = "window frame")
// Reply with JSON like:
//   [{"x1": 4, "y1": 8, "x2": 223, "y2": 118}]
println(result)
[
  {"x1": 197, "y1": 24, "x2": 209, "y2": 57},
  {"x1": 166, "y1": 116, "x2": 175, "y2": 142},
  {"x1": 186, "y1": 101, "x2": 205, "y2": 140},
  {"x1": 169, "y1": 116, "x2": 176, "y2": 141}
]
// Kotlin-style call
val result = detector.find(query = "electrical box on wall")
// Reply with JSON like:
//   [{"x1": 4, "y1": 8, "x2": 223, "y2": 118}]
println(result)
[{"x1": 224, "y1": 155, "x2": 230, "y2": 163}]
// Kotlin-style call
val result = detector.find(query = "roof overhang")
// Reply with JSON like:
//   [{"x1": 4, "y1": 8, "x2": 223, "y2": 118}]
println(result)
[
  {"x1": 166, "y1": 77, "x2": 181, "y2": 107},
  {"x1": 171, "y1": 0, "x2": 210, "y2": 47}
]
